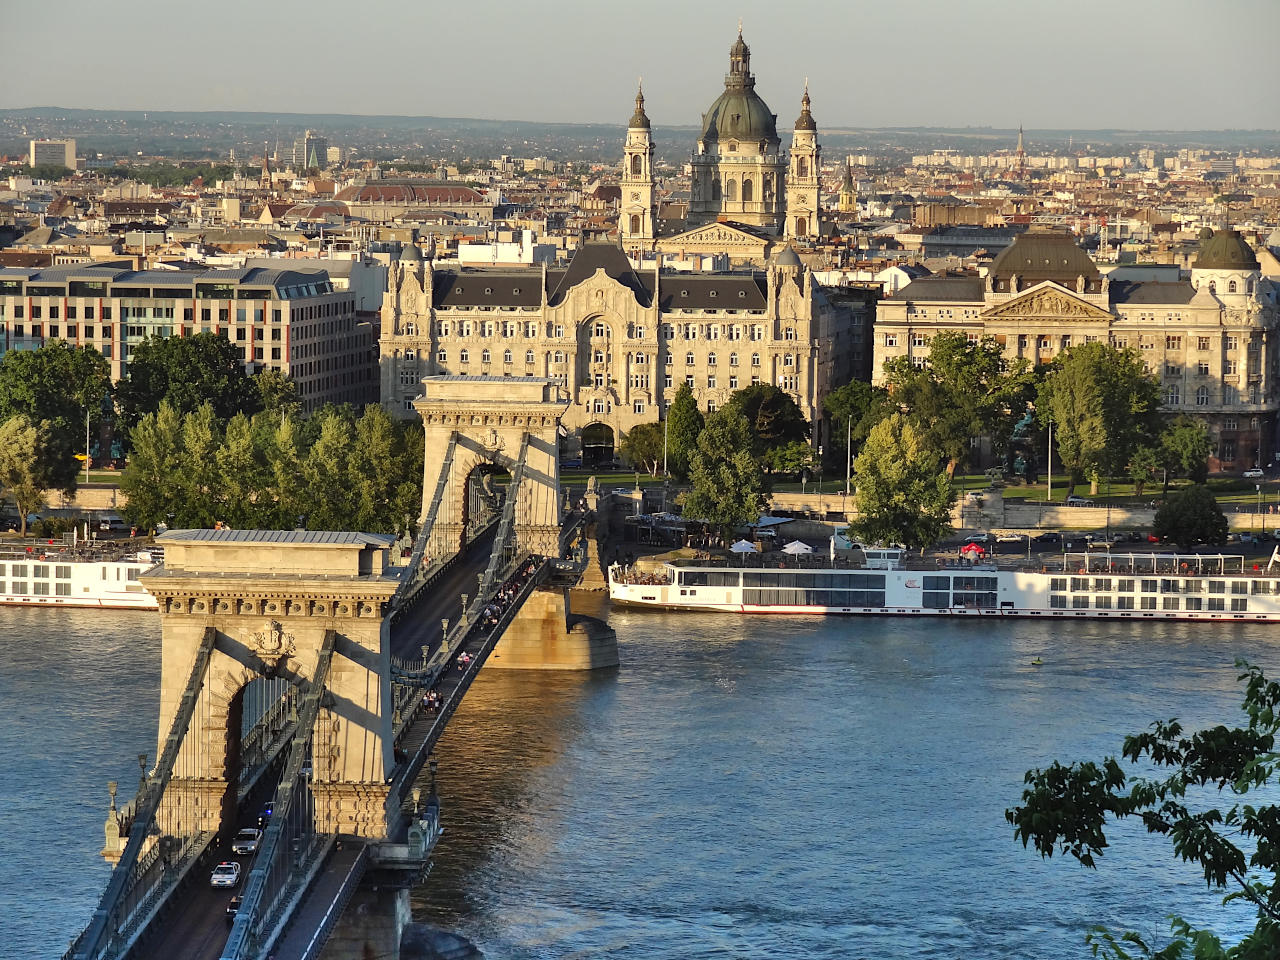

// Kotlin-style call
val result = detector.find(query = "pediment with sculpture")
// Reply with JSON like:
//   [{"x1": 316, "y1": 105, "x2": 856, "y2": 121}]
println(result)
[{"x1": 981, "y1": 284, "x2": 1115, "y2": 322}]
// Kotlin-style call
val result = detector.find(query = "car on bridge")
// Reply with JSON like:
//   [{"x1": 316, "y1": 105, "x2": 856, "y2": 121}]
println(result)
[
  {"x1": 231, "y1": 827, "x2": 262, "y2": 855},
  {"x1": 210, "y1": 861, "x2": 241, "y2": 888},
  {"x1": 226, "y1": 895, "x2": 242, "y2": 922}
]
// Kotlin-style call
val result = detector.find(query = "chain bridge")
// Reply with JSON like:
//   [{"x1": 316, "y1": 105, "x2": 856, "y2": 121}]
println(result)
[{"x1": 66, "y1": 377, "x2": 617, "y2": 960}]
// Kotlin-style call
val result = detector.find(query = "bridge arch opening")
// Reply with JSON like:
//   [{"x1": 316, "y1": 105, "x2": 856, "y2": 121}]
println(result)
[{"x1": 581, "y1": 422, "x2": 615, "y2": 469}]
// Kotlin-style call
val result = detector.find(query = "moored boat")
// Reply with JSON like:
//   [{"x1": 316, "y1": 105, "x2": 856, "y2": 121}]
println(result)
[{"x1": 0, "y1": 545, "x2": 162, "y2": 610}]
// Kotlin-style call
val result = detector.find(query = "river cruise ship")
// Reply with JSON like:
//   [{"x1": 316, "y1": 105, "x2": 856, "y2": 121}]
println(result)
[
  {"x1": 609, "y1": 549, "x2": 1280, "y2": 622},
  {"x1": 0, "y1": 546, "x2": 161, "y2": 610}
]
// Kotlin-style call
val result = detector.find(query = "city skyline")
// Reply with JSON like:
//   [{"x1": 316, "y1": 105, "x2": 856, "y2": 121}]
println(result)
[{"x1": 7, "y1": 0, "x2": 1278, "y2": 132}]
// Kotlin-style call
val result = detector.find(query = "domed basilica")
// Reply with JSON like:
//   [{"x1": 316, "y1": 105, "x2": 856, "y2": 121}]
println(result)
[{"x1": 620, "y1": 27, "x2": 822, "y2": 259}]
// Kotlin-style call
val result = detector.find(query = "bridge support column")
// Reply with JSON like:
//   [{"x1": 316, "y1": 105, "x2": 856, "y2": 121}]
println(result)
[
  {"x1": 320, "y1": 885, "x2": 411, "y2": 960},
  {"x1": 488, "y1": 586, "x2": 618, "y2": 670}
]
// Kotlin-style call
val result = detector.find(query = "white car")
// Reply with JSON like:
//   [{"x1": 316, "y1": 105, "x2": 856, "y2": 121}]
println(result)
[
  {"x1": 996, "y1": 533, "x2": 1026, "y2": 543},
  {"x1": 231, "y1": 827, "x2": 262, "y2": 855},
  {"x1": 1243, "y1": 468, "x2": 1265, "y2": 479},
  {"x1": 210, "y1": 861, "x2": 242, "y2": 888}
]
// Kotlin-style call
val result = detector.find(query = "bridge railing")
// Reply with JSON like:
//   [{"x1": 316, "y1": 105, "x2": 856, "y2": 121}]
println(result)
[{"x1": 71, "y1": 627, "x2": 219, "y2": 960}]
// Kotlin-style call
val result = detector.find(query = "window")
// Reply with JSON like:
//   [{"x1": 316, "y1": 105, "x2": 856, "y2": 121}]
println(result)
[
  {"x1": 729, "y1": 375, "x2": 738, "y2": 389},
  {"x1": 729, "y1": 352, "x2": 738, "y2": 367},
  {"x1": 1196, "y1": 386, "x2": 1210, "y2": 406},
  {"x1": 1225, "y1": 359, "x2": 1238, "y2": 376},
  {"x1": 1166, "y1": 335, "x2": 1182, "y2": 351},
  {"x1": 503, "y1": 349, "x2": 512, "y2": 364},
  {"x1": 437, "y1": 349, "x2": 447, "y2": 363},
  {"x1": 525, "y1": 350, "x2": 535, "y2": 364},
  {"x1": 459, "y1": 349, "x2": 469, "y2": 363},
  {"x1": 686, "y1": 352, "x2": 695, "y2": 366},
  {"x1": 911, "y1": 332, "x2": 928, "y2": 348},
  {"x1": 1226, "y1": 335, "x2": 1239, "y2": 351},
  {"x1": 664, "y1": 374, "x2": 672, "y2": 388},
  {"x1": 634, "y1": 401, "x2": 645, "y2": 414},
  {"x1": 707, "y1": 352, "x2": 717, "y2": 366},
  {"x1": 751, "y1": 353, "x2": 760, "y2": 367},
  {"x1": 751, "y1": 326, "x2": 763, "y2": 341},
  {"x1": 685, "y1": 375, "x2": 694, "y2": 387},
  {"x1": 594, "y1": 321, "x2": 607, "y2": 338},
  {"x1": 594, "y1": 373, "x2": 604, "y2": 387},
  {"x1": 1165, "y1": 385, "x2": 1180, "y2": 405}
]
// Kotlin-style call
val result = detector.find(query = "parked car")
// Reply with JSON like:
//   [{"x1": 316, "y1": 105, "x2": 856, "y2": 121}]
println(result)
[
  {"x1": 1065, "y1": 495, "x2": 1095, "y2": 506},
  {"x1": 964, "y1": 533, "x2": 992, "y2": 544},
  {"x1": 210, "y1": 861, "x2": 242, "y2": 888},
  {"x1": 996, "y1": 533, "x2": 1026, "y2": 543},
  {"x1": 1243, "y1": 468, "x2": 1265, "y2": 479},
  {"x1": 231, "y1": 827, "x2": 261, "y2": 855},
  {"x1": 1032, "y1": 532, "x2": 1062, "y2": 546}
]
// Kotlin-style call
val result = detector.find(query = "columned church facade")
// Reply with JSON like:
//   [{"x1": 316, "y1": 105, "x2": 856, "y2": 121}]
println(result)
[{"x1": 621, "y1": 28, "x2": 823, "y2": 260}]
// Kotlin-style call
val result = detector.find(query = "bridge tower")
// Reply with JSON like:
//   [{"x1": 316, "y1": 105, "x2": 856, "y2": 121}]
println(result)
[
  {"x1": 414, "y1": 376, "x2": 568, "y2": 561},
  {"x1": 144, "y1": 530, "x2": 401, "y2": 839}
]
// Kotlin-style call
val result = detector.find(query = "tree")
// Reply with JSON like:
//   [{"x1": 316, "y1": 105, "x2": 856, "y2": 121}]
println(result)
[
  {"x1": 1154, "y1": 483, "x2": 1228, "y2": 548},
  {"x1": 722, "y1": 383, "x2": 810, "y2": 463},
  {"x1": 0, "y1": 341, "x2": 111, "y2": 478},
  {"x1": 120, "y1": 403, "x2": 184, "y2": 530},
  {"x1": 851, "y1": 413, "x2": 955, "y2": 550},
  {"x1": 665, "y1": 383, "x2": 704, "y2": 482},
  {"x1": 682, "y1": 409, "x2": 767, "y2": 538},
  {"x1": 824, "y1": 380, "x2": 892, "y2": 468},
  {"x1": 263, "y1": 413, "x2": 307, "y2": 529},
  {"x1": 1006, "y1": 660, "x2": 1280, "y2": 960},
  {"x1": 884, "y1": 332, "x2": 1033, "y2": 478},
  {"x1": 214, "y1": 412, "x2": 266, "y2": 529},
  {"x1": 1126, "y1": 443, "x2": 1161, "y2": 498},
  {"x1": 116, "y1": 333, "x2": 261, "y2": 432},
  {"x1": 762, "y1": 439, "x2": 816, "y2": 477},
  {"x1": 619, "y1": 422, "x2": 665, "y2": 476},
  {"x1": 0, "y1": 416, "x2": 71, "y2": 537},
  {"x1": 302, "y1": 409, "x2": 356, "y2": 529},
  {"x1": 1036, "y1": 342, "x2": 1162, "y2": 495},
  {"x1": 1161, "y1": 416, "x2": 1212, "y2": 497},
  {"x1": 254, "y1": 368, "x2": 301, "y2": 419},
  {"x1": 175, "y1": 403, "x2": 223, "y2": 528}
]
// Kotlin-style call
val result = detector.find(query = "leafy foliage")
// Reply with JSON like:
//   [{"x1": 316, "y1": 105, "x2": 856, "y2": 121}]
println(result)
[
  {"x1": 824, "y1": 379, "x2": 892, "y2": 467},
  {"x1": 851, "y1": 413, "x2": 955, "y2": 550},
  {"x1": 1007, "y1": 661, "x2": 1280, "y2": 960},
  {"x1": 115, "y1": 333, "x2": 262, "y2": 433},
  {"x1": 883, "y1": 331, "x2": 1033, "y2": 477},
  {"x1": 1161, "y1": 417, "x2": 1213, "y2": 494},
  {"x1": 722, "y1": 383, "x2": 810, "y2": 464},
  {"x1": 619, "y1": 422, "x2": 665, "y2": 476},
  {"x1": 121, "y1": 403, "x2": 422, "y2": 534},
  {"x1": 682, "y1": 409, "x2": 767, "y2": 538},
  {"x1": 0, "y1": 415, "x2": 74, "y2": 536},
  {"x1": 1036, "y1": 343, "x2": 1162, "y2": 493},
  {"x1": 1154, "y1": 484, "x2": 1228, "y2": 548},
  {"x1": 665, "y1": 383, "x2": 704, "y2": 482}
]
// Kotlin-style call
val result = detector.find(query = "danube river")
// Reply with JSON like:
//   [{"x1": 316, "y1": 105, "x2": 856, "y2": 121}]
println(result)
[{"x1": 3, "y1": 605, "x2": 1269, "y2": 958}]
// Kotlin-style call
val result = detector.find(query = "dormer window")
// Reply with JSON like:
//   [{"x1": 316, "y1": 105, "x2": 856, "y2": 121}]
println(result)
[
  {"x1": 709, "y1": 290, "x2": 718, "y2": 299},
  {"x1": 738, "y1": 290, "x2": 746, "y2": 298}
]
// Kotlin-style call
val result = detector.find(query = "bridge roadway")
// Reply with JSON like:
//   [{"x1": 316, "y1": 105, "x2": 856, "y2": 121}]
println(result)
[{"x1": 132, "y1": 532, "x2": 497, "y2": 960}]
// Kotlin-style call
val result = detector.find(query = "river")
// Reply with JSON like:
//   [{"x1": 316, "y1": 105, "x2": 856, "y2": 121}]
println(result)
[{"x1": 1, "y1": 605, "x2": 1270, "y2": 958}]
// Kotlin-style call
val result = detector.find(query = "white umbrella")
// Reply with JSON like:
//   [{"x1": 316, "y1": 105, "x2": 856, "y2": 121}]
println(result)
[
  {"x1": 782, "y1": 540, "x2": 815, "y2": 555},
  {"x1": 729, "y1": 539, "x2": 758, "y2": 553}
]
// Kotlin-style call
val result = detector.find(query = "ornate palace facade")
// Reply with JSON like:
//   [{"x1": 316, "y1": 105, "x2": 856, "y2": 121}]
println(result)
[{"x1": 874, "y1": 229, "x2": 1280, "y2": 471}]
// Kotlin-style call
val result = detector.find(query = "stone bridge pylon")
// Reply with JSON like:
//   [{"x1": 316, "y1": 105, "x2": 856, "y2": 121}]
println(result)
[{"x1": 413, "y1": 376, "x2": 568, "y2": 562}]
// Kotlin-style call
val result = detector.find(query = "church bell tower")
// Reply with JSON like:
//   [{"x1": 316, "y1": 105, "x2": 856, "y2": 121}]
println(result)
[
  {"x1": 620, "y1": 82, "x2": 657, "y2": 250},
  {"x1": 785, "y1": 83, "x2": 820, "y2": 240}
]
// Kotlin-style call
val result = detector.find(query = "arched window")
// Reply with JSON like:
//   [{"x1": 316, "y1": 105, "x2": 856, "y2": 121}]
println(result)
[
  {"x1": 707, "y1": 352, "x2": 717, "y2": 366},
  {"x1": 1228, "y1": 280, "x2": 1238, "y2": 293},
  {"x1": 1209, "y1": 281, "x2": 1217, "y2": 295},
  {"x1": 481, "y1": 349, "x2": 491, "y2": 364},
  {"x1": 629, "y1": 214, "x2": 640, "y2": 234},
  {"x1": 554, "y1": 351, "x2": 565, "y2": 363},
  {"x1": 685, "y1": 351, "x2": 695, "y2": 366},
  {"x1": 503, "y1": 349, "x2": 512, "y2": 364},
  {"x1": 525, "y1": 350, "x2": 534, "y2": 364},
  {"x1": 459, "y1": 349, "x2": 470, "y2": 363},
  {"x1": 742, "y1": 178, "x2": 753, "y2": 203},
  {"x1": 729, "y1": 352, "x2": 738, "y2": 367},
  {"x1": 797, "y1": 158, "x2": 808, "y2": 178},
  {"x1": 725, "y1": 179, "x2": 737, "y2": 201},
  {"x1": 630, "y1": 155, "x2": 642, "y2": 177},
  {"x1": 795, "y1": 217, "x2": 808, "y2": 236}
]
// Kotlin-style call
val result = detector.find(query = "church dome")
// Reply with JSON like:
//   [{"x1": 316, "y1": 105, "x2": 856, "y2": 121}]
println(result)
[
  {"x1": 399, "y1": 242, "x2": 423, "y2": 262},
  {"x1": 700, "y1": 29, "x2": 778, "y2": 144},
  {"x1": 794, "y1": 87, "x2": 816, "y2": 131},
  {"x1": 1193, "y1": 228, "x2": 1259, "y2": 271},
  {"x1": 1197, "y1": 226, "x2": 1215, "y2": 240},
  {"x1": 629, "y1": 84, "x2": 650, "y2": 130},
  {"x1": 988, "y1": 230, "x2": 1099, "y2": 287},
  {"x1": 773, "y1": 244, "x2": 802, "y2": 267}
]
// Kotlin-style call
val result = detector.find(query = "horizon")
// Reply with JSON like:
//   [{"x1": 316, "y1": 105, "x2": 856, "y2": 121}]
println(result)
[{"x1": 6, "y1": 0, "x2": 1278, "y2": 131}]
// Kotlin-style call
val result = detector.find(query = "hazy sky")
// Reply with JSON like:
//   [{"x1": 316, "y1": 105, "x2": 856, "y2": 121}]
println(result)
[{"x1": 6, "y1": 0, "x2": 1278, "y2": 130}]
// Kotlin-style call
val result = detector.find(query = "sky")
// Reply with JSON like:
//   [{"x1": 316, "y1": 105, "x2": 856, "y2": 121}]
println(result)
[{"x1": 5, "y1": 0, "x2": 1279, "y2": 130}]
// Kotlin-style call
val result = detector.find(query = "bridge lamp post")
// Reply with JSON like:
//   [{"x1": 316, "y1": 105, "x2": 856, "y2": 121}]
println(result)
[{"x1": 137, "y1": 754, "x2": 148, "y2": 795}]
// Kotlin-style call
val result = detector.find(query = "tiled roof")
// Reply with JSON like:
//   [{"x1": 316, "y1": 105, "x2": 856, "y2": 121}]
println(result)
[
  {"x1": 888, "y1": 277, "x2": 985, "y2": 302},
  {"x1": 654, "y1": 274, "x2": 767, "y2": 310},
  {"x1": 433, "y1": 269, "x2": 542, "y2": 308},
  {"x1": 1109, "y1": 281, "x2": 1197, "y2": 305},
  {"x1": 158, "y1": 529, "x2": 394, "y2": 546},
  {"x1": 335, "y1": 184, "x2": 486, "y2": 205}
]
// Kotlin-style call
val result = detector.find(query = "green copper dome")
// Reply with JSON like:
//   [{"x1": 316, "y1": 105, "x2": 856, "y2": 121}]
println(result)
[
  {"x1": 1193, "y1": 229, "x2": 1259, "y2": 271},
  {"x1": 700, "y1": 29, "x2": 778, "y2": 144}
]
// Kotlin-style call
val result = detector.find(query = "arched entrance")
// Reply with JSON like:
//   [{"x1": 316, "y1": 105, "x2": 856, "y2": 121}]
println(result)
[{"x1": 582, "y1": 422, "x2": 615, "y2": 469}]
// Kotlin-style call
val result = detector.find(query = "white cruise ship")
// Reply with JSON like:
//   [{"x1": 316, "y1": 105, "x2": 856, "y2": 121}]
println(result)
[
  {"x1": 609, "y1": 549, "x2": 1280, "y2": 622},
  {"x1": 0, "y1": 547, "x2": 161, "y2": 610}
]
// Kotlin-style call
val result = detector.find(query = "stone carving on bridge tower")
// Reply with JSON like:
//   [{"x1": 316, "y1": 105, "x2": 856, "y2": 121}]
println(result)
[
  {"x1": 412, "y1": 376, "x2": 570, "y2": 562},
  {"x1": 142, "y1": 530, "x2": 400, "y2": 840}
]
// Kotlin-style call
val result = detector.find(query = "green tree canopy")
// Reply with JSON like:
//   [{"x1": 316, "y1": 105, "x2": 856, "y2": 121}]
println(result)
[
  {"x1": 851, "y1": 412, "x2": 955, "y2": 550},
  {"x1": 254, "y1": 367, "x2": 301, "y2": 419},
  {"x1": 1007, "y1": 661, "x2": 1280, "y2": 960},
  {"x1": 884, "y1": 331, "x2": 1032, "y2": 477},
  {"x1": 1036, "y1": 342, "x2": 1162, "y2": 493},
  {"x1": 1160, "y1": 415, "x2": 1212, "y2": 495},
  {"x1": 120, "y1": 402, "x2": 185, "y2": 530},
  {"x1": 1153, "y1": 483, "x2": 1228, "y2": 548},
  {"x1": 0, "y1": 341, "x2": 111, "y2": 457},
  {"x1": 722, "y1": 383, "x2": 810, "y2": 463},
  {"x1": 664, "y1": 383, "x2": 704, "y2": 482},
  {"x1": 619, "y1": 422, "x2": 665, "y2": 477},
  {"x1": 824, "y1": 379, "x2": 892, "y2": 467},
  {"x1": 0, "y1": 415, "x2": 73, "y2": 536},
  {"x1": 116, "y1": 332, "x2": 262, "y2": 432},
  {"x1": 682, "y1": 409, "x2": 767, "y2": 538}
]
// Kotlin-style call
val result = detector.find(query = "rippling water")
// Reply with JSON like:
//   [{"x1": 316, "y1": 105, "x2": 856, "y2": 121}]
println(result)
[{"x1": 3, "y1": 606, "x2": 1273, "y2": 958}]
